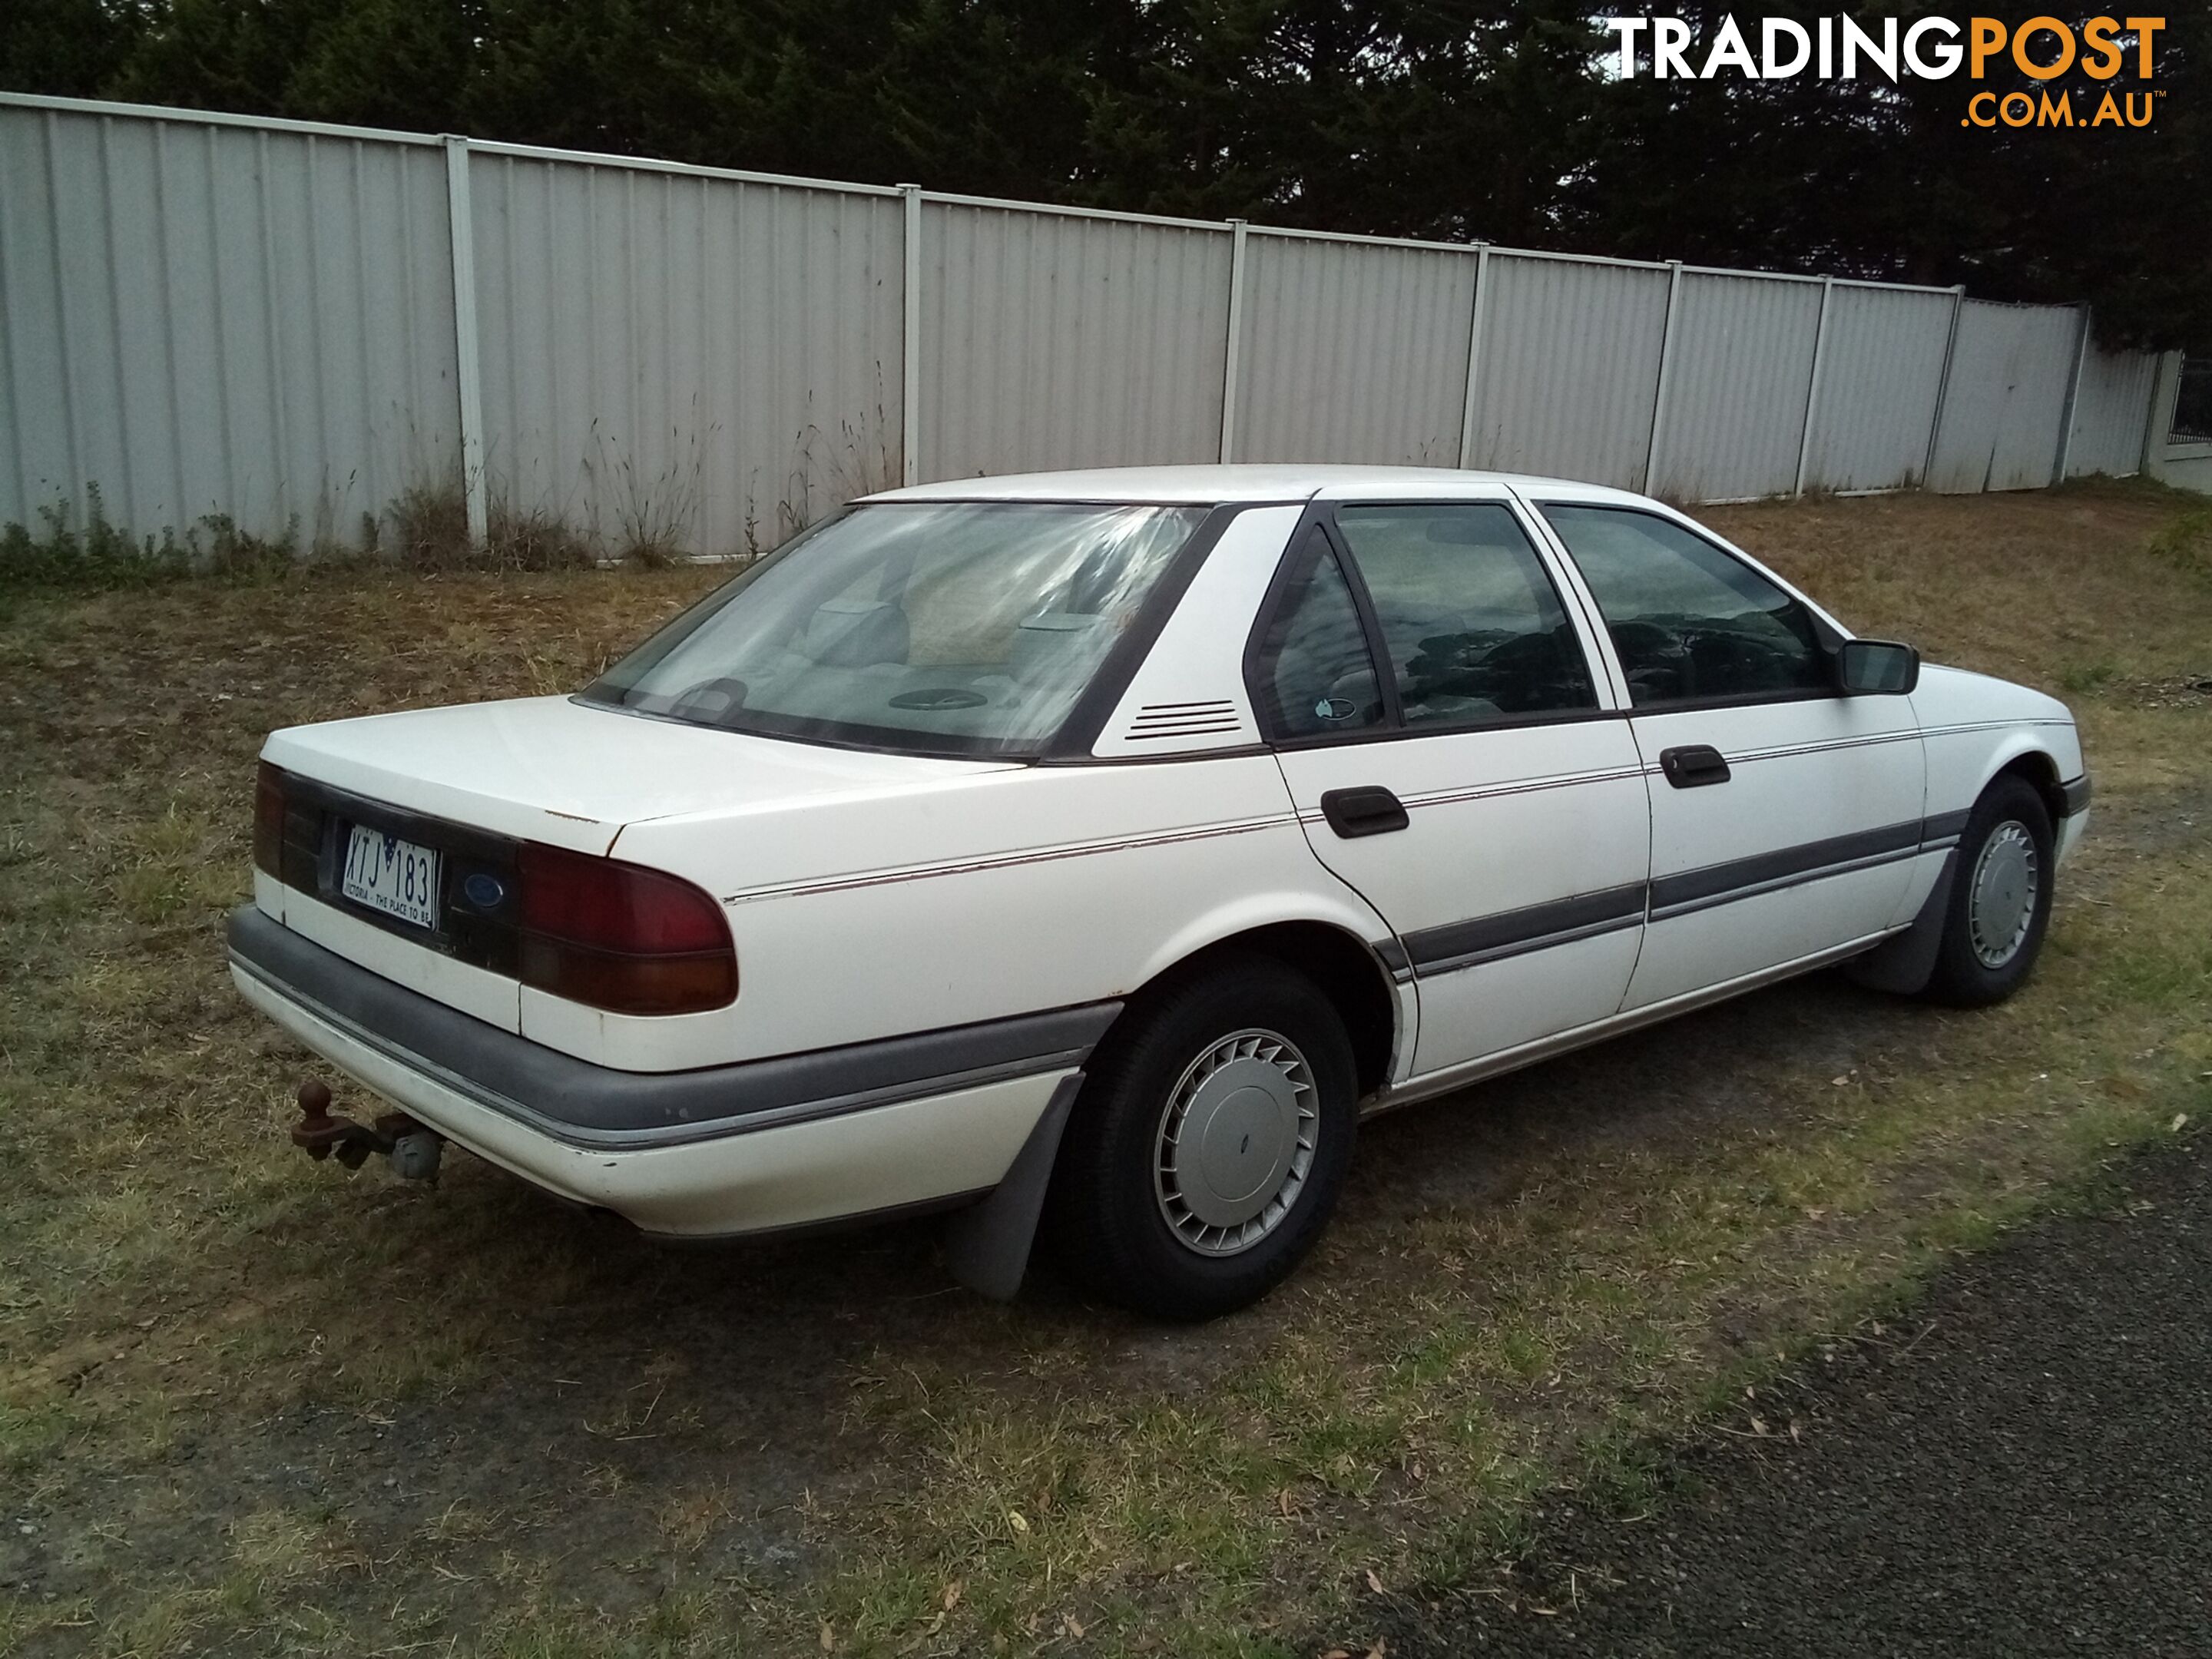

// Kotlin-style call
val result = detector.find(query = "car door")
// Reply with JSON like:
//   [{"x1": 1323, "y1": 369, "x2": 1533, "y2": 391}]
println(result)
[
  {"x1": 1252, "y1": 495, "x2": 1651, "y2": 1080},
  {"x1": 1532, "y1": 499, "x2": 1926, "y2": 1012}
]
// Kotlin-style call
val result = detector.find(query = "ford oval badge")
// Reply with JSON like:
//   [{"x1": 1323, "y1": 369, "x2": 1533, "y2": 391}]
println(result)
[{"x1": 462, "y1": 872, "x2": 508, "y2": 911}]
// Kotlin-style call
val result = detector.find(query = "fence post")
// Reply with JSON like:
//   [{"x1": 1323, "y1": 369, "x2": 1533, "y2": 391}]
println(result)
[
  {"x1": 1218, "y1": 219, "x2": 1250, "y2": 463},
  {"x1": 1644, "y1": 260, "x2": 1684, "y2": 495},
  {"x1": 1921, "y1": 284, "x2": 1968, "y2": 492},
  {"x1": 1793, "y1": 275, "x2": 1835, "y2": 498},
  {"x1": 441, "y1": 134, "x2": 488, "y2": 545},
  {"x1": 899, "y1": 184, "x2": 923, "y2": 487},
  {"x1": 2055, "y1": 304, "x2": 2091, "y2": 484},
  {"x1": 1457, "y1": 245, "x2": 1492, "y2": 470},
  {"x1": 2141, "y1": 350, "x2": 2182, "y2": 477}
]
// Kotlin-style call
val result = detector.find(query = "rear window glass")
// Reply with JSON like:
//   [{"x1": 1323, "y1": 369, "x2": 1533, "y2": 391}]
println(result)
[{"x1": 584, "y1": 502, "x2": 1207, "y2": 756}]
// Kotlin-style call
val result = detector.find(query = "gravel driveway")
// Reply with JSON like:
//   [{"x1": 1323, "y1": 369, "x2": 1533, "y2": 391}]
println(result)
[{"x1": 1372, "y1": 1131, "x2": 2212, "y2": 1658}]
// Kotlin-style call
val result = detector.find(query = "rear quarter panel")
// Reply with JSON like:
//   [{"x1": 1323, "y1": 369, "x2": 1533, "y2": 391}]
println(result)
[{"x1": 545, "y1": 757, "x2": 1392, "y2": 1069}]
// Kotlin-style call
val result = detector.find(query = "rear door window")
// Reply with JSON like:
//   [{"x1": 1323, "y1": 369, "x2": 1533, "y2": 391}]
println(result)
[
  {"x1": 1332, "y1": 503, "x2": 1599, "y2": 729},
  {"x1": 1251, "y1": 529, "x2": 1388, "y2": 739}
]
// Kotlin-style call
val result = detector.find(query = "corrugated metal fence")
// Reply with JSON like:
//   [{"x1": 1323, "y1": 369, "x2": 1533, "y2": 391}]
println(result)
[{"x1": 0, "y1": 92, "x2": 2168, "y2": 558}]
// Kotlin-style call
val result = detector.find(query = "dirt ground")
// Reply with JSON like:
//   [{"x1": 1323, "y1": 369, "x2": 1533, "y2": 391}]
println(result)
[{"x1": 2, "y1": 480, "x2": 2209, "y2": 1657}]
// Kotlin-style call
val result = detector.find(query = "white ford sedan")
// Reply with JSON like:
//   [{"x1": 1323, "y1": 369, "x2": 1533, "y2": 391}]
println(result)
[{"x1": 233, "y1": 466, "x2": 2088, "y2": 1318}]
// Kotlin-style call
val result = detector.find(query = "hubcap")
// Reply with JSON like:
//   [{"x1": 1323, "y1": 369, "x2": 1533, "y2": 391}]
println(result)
[
  {"x1": 1968, "y1": 820, "x2": 2040, "y2": 969},
  {"x1": 1153, "y1": 1028, "x2": 1317, "y2": 1257}
]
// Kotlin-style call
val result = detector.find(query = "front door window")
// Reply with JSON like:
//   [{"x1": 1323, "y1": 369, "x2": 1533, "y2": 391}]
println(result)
[{"x1": 1540, "y1": 504, "x2": 1828, "y2": 708}]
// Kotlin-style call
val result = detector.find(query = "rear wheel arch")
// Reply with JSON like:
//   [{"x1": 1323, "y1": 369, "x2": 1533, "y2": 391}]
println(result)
[
  {"x1": 945, "y1": 920, "x2": 1397, "y2": 1307},
  {"x1": 1045, "y1": 944, "x2": 1363, "y2": 1317},
  {"x1": 1115, "y1": 921, "x2": 1399, "y2": 1102}
]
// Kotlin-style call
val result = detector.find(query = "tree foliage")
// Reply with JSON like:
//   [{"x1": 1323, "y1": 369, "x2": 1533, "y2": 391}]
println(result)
[{"x1": 3, "y1": 0, "x2": 2204, "y2": 348}]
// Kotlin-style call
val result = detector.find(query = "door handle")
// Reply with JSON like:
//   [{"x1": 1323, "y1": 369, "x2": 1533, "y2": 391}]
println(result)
[
  {"x1": 1320, "y1": 786, "x2": 1409, "y2": 838},
  {"x1": 1659, "y1": 744, "x2": 1731, "y2": 789}
]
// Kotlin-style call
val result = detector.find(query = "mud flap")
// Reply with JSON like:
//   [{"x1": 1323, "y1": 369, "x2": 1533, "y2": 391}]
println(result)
[
  {"x1": 941, "y1": 1071, "x2": 1084, "y2": 1301},
  {"x1": 1846, "y1": 849, "x2": 1958, "y2": 996}
]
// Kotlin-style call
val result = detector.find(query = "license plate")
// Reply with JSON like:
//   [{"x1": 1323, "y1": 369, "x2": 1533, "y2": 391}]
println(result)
[{"x1": 339, "y1": 825, "x2": 443, "y2": 932}]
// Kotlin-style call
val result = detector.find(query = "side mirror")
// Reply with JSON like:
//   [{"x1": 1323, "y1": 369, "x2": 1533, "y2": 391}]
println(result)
[{"x1": 1836, "y1": 638, "x2": 1919, "y2": 696}]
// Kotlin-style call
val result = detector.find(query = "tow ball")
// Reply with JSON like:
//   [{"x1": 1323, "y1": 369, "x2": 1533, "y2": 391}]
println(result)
[{"x1": 291, "y1": 1079, "x2": 444, "y2": 1181}]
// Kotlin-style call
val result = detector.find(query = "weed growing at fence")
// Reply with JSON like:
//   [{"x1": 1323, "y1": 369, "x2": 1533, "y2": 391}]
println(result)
[
  {"x1": 585, "y1": 417, "x2": 705, "y2": 565},
  {"x1": 488, "y1": 502, "x2": 599, "y2": 571},
  {"x1": 4, "y1": 475, "x2": 658, "y2": 590},
  {"x1": 763, "y1": 386, "x2": 900, "y2": 551},
  {"x1": 383, "y1": 478, "x2": 475, "y2": 567},
  {"x1": 0, "y1": 486, "x2": 307, "y2": 602},
  {"x1": 1, "y1": 491, "x2": 185, "y2": 591},
  {"x1": 14, "y1": 377, "x2": 894, "y2": 581},
  {"x1": 386, "y1": 478, "x2": 601, "y2": 573}
]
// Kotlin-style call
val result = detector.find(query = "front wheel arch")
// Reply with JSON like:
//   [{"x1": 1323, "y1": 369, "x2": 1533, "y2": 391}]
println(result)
[
  {"x1": 1920, "y1": 772, "x2": 2057, "y2": 1007},
  {"x1": 1992, "y1": 748, "x2": 2069, "y2": 830},
  {"x1": 1850, "y1": 764, "x2": 2062, "y2": 999}
]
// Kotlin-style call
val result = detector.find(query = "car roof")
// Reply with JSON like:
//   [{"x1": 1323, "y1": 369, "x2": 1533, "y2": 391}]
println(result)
[{"x1": 861, "y1": 464, "x2": 1658, "y2": 508}]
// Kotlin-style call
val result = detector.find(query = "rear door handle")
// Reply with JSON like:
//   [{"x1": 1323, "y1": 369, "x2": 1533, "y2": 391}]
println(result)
[
  {"x1": 1659, "y1": 744, "x2": 1732, "y2": 789},
  {"x1": 1320, "y1": 786, "x2": 1409, "y2": 838}
]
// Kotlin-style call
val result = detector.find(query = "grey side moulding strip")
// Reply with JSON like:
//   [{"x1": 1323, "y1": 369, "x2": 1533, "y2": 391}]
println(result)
[
  {"x1": 1395, "y1": 814, "x2": 1965, "y2": 981},
  {"x1": 1403, "y1": 882, "x2": 1647, "y2": 975},
  {"x1": 1648, "y1": 820, "x2": 1924, "y2": 915}
]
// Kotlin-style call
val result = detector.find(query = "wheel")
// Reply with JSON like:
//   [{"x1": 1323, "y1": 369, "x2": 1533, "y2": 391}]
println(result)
[
  {"x1": 1043, "y1": 952, "x2": 1359, "y2": 1320},
  {"x1": 1921, "y1": 774, "x2": 2055, "y2": 1007}
]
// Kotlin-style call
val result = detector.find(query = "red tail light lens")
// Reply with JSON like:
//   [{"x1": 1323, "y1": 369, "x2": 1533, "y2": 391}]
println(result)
[
  {"x1": 253, "y1": 763, "x2": 286, "y2": 876},
  {"x1": 515, "y1": 843, "x2": 737, "y2": 1015}
]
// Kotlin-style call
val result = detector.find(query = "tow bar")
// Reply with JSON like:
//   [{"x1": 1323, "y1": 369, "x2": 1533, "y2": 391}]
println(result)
[{"x1": 291, "y1": 1079, "x2": 444, "y2": 1182}]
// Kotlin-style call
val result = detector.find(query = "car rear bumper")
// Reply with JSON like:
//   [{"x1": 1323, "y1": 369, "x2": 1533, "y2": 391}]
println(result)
[{"x1": 227, "y1": 906, "x2": 1113, "y2": 1237}]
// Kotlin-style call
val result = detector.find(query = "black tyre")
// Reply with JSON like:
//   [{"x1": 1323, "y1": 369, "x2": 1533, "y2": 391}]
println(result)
[
  {"x1": 1043, "y1": 952, "x2": 1359, "y2": 1320},
  {"x1": 1922, "y1": 774, "x2": 2055, "y2": 1007}
]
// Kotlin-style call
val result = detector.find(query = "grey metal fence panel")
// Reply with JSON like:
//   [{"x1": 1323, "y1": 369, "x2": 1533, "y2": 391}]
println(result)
[
  {"x1": 1928, "y1": 300, "x2": 2082, "y2": 493},
  {"x1": 0, "y1": 101, "x2": 457, "y2": 545},
  {"x1": 1798, "y1": 285, "x2": 1956, "y2": 494},
  {"x1": 0, "y1": 92, "x2": 2179, "y2": 551},
  {"x1": 469, "y1": 151, "x2": 904, "y2": 556},
  {"x1": 918, "y1": 201, "x2": 1230, "y2": 480},
  {"x1": 2065, "y1": 342, "x2": 2159, "y2": 478},
  {"x1": 1232, "y1": 232, "x2": 1476, "y2": 465},
  {"x1": 1653, "y1": 271, "x2": 1824, "y2": 502},
  {"x1": 1462, "y1": 253, "x2": 1672, "y2": 491}
]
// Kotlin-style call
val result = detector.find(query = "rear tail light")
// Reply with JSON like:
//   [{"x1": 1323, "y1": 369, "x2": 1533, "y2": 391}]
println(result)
[
  {"x1": 251, "y1": 766, "x2": 733, "y2": 1016},
  {"x1": 253, "y1": 762, "x2": 286, "y2": 876},
  {"x1": 515, "y1": 843, "x2": 737, "y2": 1015}
]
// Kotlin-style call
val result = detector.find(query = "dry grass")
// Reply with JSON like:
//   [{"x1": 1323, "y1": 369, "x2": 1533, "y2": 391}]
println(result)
[
  {"x1": 2, "y1": 481, "x2": 2209, "y2": 1657},
  {"x1": 1710, "y1": 482, "x2": 2201, "y2": 681},
  {"x1": 1707, "y1": 479, "x2": 2212, "y2": 798}
]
